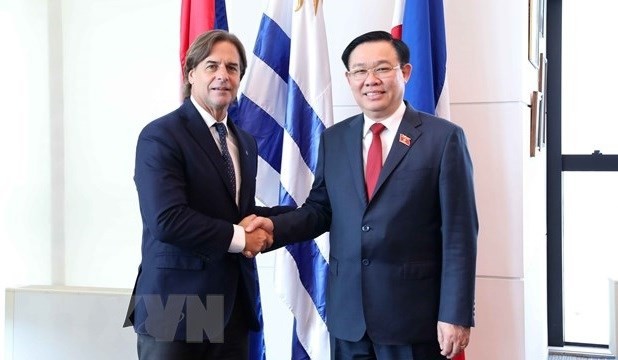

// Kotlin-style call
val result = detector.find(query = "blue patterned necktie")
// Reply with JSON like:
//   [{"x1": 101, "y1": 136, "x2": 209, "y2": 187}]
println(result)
[{"x1": 213, "y1": 122, "x2": 236, "y2": 197}]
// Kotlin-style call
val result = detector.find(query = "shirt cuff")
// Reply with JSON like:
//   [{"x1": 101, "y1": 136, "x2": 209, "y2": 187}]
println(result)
[{"x1": 228, "y1": 224, "x2": 246, "y2": 253}]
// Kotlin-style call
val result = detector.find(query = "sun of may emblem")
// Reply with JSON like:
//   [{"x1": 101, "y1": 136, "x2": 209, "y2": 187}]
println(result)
[{"x1": 295, "y1": 0, "x2": 321, "y2": 14}]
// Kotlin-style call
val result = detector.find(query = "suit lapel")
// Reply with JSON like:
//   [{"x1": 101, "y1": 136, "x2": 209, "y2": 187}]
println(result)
[
  {"x1": 343, "y1": 115, "x2": 368, "y2": 206},
  {"x1": 181, "y1": 100, "x2": 237, "y2": 202},
  {"x1": 372, "y1": 106, "x2": 423, "y2": 200}
]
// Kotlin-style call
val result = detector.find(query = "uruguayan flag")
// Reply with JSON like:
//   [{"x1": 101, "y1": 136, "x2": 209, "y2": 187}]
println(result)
[{"x1": 235, "y1": 0, "x2": 333, "y2": 359}]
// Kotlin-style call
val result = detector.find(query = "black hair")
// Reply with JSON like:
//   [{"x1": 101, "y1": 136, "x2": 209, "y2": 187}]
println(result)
[{"x1": 341, "y1": 30, "x2": 410, "y2": 70}]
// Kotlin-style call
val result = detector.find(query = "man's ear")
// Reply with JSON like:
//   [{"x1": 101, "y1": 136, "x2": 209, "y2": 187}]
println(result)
[{"x1": 402, "y1": 63, "x2": 413, "y2": 82}]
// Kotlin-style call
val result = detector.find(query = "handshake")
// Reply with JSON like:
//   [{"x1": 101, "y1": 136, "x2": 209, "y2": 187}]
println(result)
[{"x1": 238, "y1": 215, "x2": 274, "y2": 258}]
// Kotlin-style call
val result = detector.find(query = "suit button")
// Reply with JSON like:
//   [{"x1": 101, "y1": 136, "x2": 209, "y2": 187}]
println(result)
[
  {"x1": 362, "y1": 259, "x2": 370, "y2": 266},
  {"x1": 361, "y1": 225, "x2": 371, "y2": 232}
]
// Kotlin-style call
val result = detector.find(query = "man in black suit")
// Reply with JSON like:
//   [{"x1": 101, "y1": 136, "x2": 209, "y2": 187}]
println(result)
[
  {"x1": 247, "y1": 30, "x2": 478, "y2": 359},
  {"x1": 124, "y1": 30, "x2": 292, "y2": 360}
]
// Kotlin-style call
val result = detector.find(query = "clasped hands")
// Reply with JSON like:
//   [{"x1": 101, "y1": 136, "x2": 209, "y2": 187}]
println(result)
[{"x1": 238, "y1": 215, "x2": 274, "y2": 258}]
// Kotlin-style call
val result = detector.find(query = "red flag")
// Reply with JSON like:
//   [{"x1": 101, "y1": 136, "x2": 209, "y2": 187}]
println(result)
[
  {"x1": 391, "y1": 0, "x2": 404, "y2": 39},
  {"x1": 180, "y1": 0, "x2": 213, "y2": 71},
  {"x1": 180, "y1": 0, "x2": 229, "y2": 72}
]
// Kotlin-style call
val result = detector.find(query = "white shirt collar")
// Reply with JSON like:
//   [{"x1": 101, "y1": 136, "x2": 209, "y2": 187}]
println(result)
[
  {"x1": 362, "y1": 102, "x2": 406, "y2": 138},
  {"x1": 190, "y1": 96, "x2": 229, "y2": 128}
]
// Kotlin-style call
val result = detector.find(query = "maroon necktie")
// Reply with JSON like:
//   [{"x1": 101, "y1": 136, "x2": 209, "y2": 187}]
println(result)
[{"x1": 365, "y1": 123, "x2": 386, "y2": 200}]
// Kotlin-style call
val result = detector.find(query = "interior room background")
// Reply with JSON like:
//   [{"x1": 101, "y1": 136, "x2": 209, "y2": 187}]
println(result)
[{"x1": 3, "y1": 0, "x2": 591, "y2": 358}]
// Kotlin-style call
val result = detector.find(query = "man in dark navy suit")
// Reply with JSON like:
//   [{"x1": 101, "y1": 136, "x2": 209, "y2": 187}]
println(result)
[
  {"x1": 247, "y1": 31, "x2": 478, "y2": 360},
  {"x1": 124, "y1": 30, "x2": 292, "y2": 360}
]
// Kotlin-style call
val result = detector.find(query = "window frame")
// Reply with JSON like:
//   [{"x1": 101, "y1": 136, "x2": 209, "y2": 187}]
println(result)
[{"x1": 546, "y1": 0, "x2": 618, "y2": 347}]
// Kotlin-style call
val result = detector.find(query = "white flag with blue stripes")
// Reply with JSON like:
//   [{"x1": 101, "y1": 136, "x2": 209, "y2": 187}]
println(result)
[{"x1": 235, "y1": 0, "x2": 333, "y2": 359}]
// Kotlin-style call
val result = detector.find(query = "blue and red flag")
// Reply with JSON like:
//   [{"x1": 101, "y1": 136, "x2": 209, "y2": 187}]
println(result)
[
  {"x1": 392, "y1": 0, "x2": 451, "y2": 119},
  {"x1": 180, "y1": 0, "x2": 229, "y2": 71},
  {"x1": 393, "y1": 1, "x2": 464, "y2": 359}
]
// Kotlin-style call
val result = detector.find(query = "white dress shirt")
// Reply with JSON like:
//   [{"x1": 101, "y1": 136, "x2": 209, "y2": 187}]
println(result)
[
  {"x1": 362, "y1": 102, "x2": 406, "y2": 172},
  {"x1": 191, "y1": 96, "x2": 245, "y2": 253}
]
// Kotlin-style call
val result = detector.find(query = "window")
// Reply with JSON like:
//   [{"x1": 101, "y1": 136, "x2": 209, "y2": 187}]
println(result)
[{"x1": 547, "y1": 0, "x2": 618, "y2": 347}]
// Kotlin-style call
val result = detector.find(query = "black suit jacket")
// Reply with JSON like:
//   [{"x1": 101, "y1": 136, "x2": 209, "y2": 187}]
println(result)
[
  {"x1": 125, "y1": 98, "x2": 291, "y2": 341},
  {"x1": 271, "y1": 104, "x2": 478, "y2": 345}
]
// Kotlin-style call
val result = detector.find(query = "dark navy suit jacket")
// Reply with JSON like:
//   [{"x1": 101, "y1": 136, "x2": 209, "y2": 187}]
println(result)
[
  {"x1": 271, "y1": 104, "x2": 478, "y2": 346},
  {"x1": 125, "y1": 99, "x2": 291, "y2": 341}
]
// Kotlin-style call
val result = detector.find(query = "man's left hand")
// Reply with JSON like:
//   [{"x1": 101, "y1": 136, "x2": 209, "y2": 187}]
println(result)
[{"x1": 437, "y1": 321, "x2": 470, "y2": 359}]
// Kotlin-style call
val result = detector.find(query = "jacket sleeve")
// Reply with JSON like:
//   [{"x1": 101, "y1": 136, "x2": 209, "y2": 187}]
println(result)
[
  {"x1": 269, "y1": 132, "x2": 332, "y2": 248},
  {"x1": 437, "y1": 126, "x2": 479, "y2": 327},
  {"x1": 134, "y1": 124, "x2": 233, "y2": 256}
]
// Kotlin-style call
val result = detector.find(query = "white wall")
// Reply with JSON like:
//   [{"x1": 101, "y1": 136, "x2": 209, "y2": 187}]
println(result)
[
  {"x1": 0, "y1": 0, "x2": 54, "y2": 356},
  {"x1": 60, "y1": 0, "x2": 180, "y2": 287},
  {"x1": 1, "y1": 0, "x2": 547, "y2": 359},
  {"x1": 446, "y1": 0, "x2": 547, "y2": 358}
]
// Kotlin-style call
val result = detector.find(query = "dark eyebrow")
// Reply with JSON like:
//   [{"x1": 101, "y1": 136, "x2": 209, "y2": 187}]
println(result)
[{"x1": 205, "y1": 60, "x2": 239, "y2": 67}]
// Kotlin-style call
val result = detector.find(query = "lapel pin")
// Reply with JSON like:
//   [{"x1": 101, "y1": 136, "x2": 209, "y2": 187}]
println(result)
[{"x1": 399, "y1": 134, "x2": 411, "y2": 146}]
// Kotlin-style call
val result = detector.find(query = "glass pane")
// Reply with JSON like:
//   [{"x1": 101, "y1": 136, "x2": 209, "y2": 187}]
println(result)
[
  {"x1": 563, "y1": 172, "x2": 618, "y2": 345},
  {"x1": 562, "y1": 1, "x2": 618, "y2": 154}
]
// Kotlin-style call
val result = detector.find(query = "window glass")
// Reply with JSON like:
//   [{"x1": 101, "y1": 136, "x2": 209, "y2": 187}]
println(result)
[
  {"x1": 562, "y1": 0, "x2": 618, "y2": 154},
  {"x1": 563, "y1": 172, "x2": 618, "y2": 345}
]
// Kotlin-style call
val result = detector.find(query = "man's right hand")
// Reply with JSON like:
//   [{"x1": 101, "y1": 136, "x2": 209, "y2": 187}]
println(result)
[
  {"x1": 243, "y1": 227, "x2": 272, "y2": 258},
  {"x1": 242, "y1": 216, "x2": 275, "y2": 258}
]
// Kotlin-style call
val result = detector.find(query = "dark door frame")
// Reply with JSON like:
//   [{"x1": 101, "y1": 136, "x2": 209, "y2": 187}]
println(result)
[{"x1": 546, "y1": 0, "x2": 618, "y2": 347}]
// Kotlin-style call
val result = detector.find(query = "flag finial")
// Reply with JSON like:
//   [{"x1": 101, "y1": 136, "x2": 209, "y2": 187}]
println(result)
[{"x1": 295, "y1": 0, "x2": 321, "y2": 15}]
